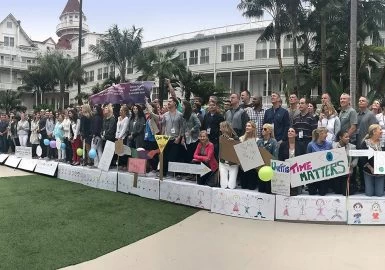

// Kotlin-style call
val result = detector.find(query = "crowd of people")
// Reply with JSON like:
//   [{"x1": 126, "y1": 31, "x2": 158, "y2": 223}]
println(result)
[{"x1": 0, "y1": 83, "x2": 383, "y2": 197}]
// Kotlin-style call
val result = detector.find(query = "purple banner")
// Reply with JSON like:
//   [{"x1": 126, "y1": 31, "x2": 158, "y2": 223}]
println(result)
[{"x1": 89, "y1": 81, "x2": 154, "y2": 105}]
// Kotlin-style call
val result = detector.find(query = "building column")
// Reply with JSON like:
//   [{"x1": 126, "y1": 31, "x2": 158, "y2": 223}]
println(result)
[
  {"x1": 247, "y1": 70, "x2": 251, "y2": 93},
  {"x1": 229, "y1": 71, "x2": 233, "y2": 92},
  {"x1": 265, "y1": 68, "x2": 269, "y2": 97},
  {"x1": 213, "y1": 72, "x2": 217, "y2": 84}
]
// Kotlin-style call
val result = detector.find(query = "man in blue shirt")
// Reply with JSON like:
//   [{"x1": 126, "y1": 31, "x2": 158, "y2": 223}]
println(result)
[{"x1": 263, "y1": 92, "x2": 290, "y2": 142}]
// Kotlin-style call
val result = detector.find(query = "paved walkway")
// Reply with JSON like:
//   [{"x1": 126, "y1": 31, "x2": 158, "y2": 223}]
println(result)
[{"x1": 0, "y1": 165, "x2": 32, "y2": 177}]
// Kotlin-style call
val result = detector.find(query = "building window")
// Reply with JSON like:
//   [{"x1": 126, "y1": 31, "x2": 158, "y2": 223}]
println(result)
[
  {"x1": 81, "y1": 38, "x2": 85, "y2": 47},
  {"x1": 234, "y1": 44, "x2": 244, "y2": 61},
  {"x1": 221, "y1": 45, "x2": 231, "y2": 62},
  {"x1": 84, "y1": 71, "x2": 89, "y2": 83},
  {"x1": 127, "y1": 62, "x2": 133, "y2": 74},
  {"x1": 269, "y1": 41, "x2": 277, "y2": 58},
  {"x1": 7, "y1": 22, "x2": 12, "y2": 28},
  {"x1": 4, "y1": 36, "x2": 15, "y2": 47},
  {"x1": 256, "y1": 41, "x2": 267, "y2": 59},
  {"x1": 89, "y1": 70, "x2": 94, "y2": 82},
  {"x1": 69, "y1": 16, "x2": 73, "y2": 23},
  {"x1": 200, "y1": 48, "x2": 209, "y2": 64},
  {"x1": 103, "y1": 67, "x2": 108, "y2": 79},
  {"x1": 179, "y1": 51, "x2": 187, "y2": 66},
  {"x1": 283, "y1": 38, "x2": 294, "y2": 57},
  {"x1": 189, "y1": 50, "x2": 198, "y2": 65},
  {"x1": 109, "y1": 66, "x2": 115, "y2": 78},
  {"x1": 97, "y1": 68, "x2": 102, "y2": 80}
]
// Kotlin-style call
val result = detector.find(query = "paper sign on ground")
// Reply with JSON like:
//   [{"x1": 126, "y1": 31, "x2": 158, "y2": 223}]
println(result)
[
  {"x1": 168, "y1": 162, "x2": 211, "y2": 176},
  {"x1": 0, "y1": 154, "x2": 9, "y2": 163},
  {"x1": 234, "y1": 139, "x2": 264, "y2": 171},
  {"x1": 5, "y1": 155, "x2": 22, "y2": 168},
  {"x1": 155, "y1": 135, "x2": 169, "y2": 153},
  {"x1": 374, "y1": 151, "x2": 385, "y2": 174},
  {"x1": 128, "y1": 158, "x2": 146, "y2": 174},
  {"x1": 348, "y1": 195, "x2": 385, "y2": 224},
  {"x1": 34, "y1": 160, "x2": 58, "y2": 176},
  {"x1": 287, "y1": 148, "x2": 348, "y2": 188},
  {"x1": 18, "y1": 158, "x2": 37, "y2": 172},
  {"x1": 15, "y1": 146, "x2": 32, "y2": 159},
  {"x1": 271, "y1": 160, "x2": 291, "y2": 196},
  {"x1": 98, "y1": 140, "x2": 115, "y2": 171}
]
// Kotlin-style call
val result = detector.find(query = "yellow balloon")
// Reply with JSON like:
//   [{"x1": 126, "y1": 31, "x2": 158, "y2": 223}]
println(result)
[
  {"x1": 76, "y1": 148, "x2": 83, "y2": 157},
  {"x1": 258, "y1": 166, "x2": 274, "y2": 182}
]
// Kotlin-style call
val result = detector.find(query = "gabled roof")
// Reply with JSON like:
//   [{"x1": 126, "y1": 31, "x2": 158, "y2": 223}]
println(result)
[
  {"x1": 61, "y1": 0, "x2": 80, "y2": 15},
  {"x1": 33, "y1": 37, "x2": 57, "y2": 45},
  {"x1": 0, "y1": 13, "x2": 35, "y2": 47}
]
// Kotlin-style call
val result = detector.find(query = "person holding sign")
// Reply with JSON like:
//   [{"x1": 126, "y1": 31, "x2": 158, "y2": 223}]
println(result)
[
  {"x1": 219, "y1": 121, "x2": 239, "y2": 189},
  {"x1": 193, "y1": 130, "x2": 218, "y2": 186},
  {"x1": 359, "y1": 124, "x2": 384, "y2": 197},
  {"x1": 278, "y1": 128, "x2": 306, "y2": 195},
  {"x1": 307, "y1": 127, "x2": 333, "y2": 195},
  {"x1": 257, "y1": 124, "x2": 278, "y2": 193}
]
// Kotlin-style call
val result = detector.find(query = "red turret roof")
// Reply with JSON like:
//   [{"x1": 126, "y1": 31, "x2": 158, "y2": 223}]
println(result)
[{"x1": 61, "y1": 0, "x2": 80, "y2": 15}]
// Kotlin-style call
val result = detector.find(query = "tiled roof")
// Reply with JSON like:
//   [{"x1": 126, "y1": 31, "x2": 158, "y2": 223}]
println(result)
[{"x1": 61, "y1": 0, "x2": 80, "y2": 15}]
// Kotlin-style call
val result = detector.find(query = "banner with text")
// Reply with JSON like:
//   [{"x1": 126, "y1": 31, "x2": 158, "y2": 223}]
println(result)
[
  {"x1": 271, "y1": 160, "x2": 291, "y2": 196},
  {"x1": 287, "y1": 148, "x2": 348, "y2": 188}
]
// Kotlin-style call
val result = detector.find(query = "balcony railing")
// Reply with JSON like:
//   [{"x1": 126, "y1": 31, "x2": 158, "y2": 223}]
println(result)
[{"x1": 56, "y1": 21, "x2": 89, "y2": 33}]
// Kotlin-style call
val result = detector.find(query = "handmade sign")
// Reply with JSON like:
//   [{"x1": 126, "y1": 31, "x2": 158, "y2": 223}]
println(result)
[
  {"x1": 115, "y1": 139, "x2": 124, "y2": 155},
  {"x1": 349, "y1": 148, "x2": 374, "y2": 159},
  {"x1": 348, "y1": 195, "x2": 385, "y2": 225},
  {"x1": 18, "y1": 158, "x2": 37, "y2": 172},
  {"x1": 259, "y1": 147, "x2": 273, "y2": 166},
  {"x1": 5, "y1": 155, "x2": 22, "y2": 168},
  {"x1": 271, "y1": 160, "x2": 291, "y2": 196},
  {"x1": 168, "y1": 162, "x2": 211, "y2": 176},
  {"x1": 34, "y1": 160, "x2": 58, "y2": 176},
  {"x1": 374, "y1": 151, "x2": 385, "y2": 174},
  {"x1": 211, "y1": 188, "x2": 275, "y2": 221},
  {"x1": 219, "y1": 136, "x2": 240, "y2": 164},
  {"x1": 234, "y1": 139, "x2": 264, "y2": 171},
  {"x1": 0, "y1": 154, "x2": 9, "y2": 163},
  {"x1": 275, "y1": 195, "x2": 347, "y2": 222},
  {"x1": 117, "y1": 172, "x2": 133, "y2": 193},
  {"x1": 118, "y1": 173, "x2": 160, "y2": 200},
  {"x1": 287, "y1": 148, "x2": 348, "y2": 188},
  {"x1": 117, "y1": 145, "x2": 131, "y2": 157},
  {"x1": 98, "y1": 140, "x2": 115, "y2": 171},
  {"x1": 15, "y1": 146, "x2": 32, "y2": 159},
  {"x1": 128, "y1": 158, "x2": 146, "y2": 174},
  {"x1": 155, "y1": 135, "x2": 170, "y2": 153}
]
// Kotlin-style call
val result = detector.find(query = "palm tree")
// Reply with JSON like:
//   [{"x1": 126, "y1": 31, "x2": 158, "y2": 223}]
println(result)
[
  {"x1": 0, "y1": 90, "x2": 21, "y2": 114},
  {"x1": 350, "y1": 0, "x2": 358, "y2": 107},
  {"x1": 135, "y1": 48, "x2": 186, "y2": 104},
  {"x1": 90, "y1": 25, "x2": 143, "y2": 83}
]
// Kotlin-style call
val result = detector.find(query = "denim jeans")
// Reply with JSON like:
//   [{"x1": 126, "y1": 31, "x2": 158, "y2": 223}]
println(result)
[{"x1": 364, "y1": 171, "x2": 385, "y2": 197}]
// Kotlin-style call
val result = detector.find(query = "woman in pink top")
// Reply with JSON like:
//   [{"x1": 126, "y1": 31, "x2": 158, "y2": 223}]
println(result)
[{"x1": 193, "y1": 130, "x2": 218, "y2": 186}]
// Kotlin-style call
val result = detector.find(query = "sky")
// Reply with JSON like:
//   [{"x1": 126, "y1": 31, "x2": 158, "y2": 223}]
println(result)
[{"x1": 1, "y1": 0, "x2": 254, "y2": 42}]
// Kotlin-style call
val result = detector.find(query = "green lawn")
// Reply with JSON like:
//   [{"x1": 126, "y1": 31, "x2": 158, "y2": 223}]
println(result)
[{"x1": 0, "y1": 175, "x2": 198, "y2": 270}]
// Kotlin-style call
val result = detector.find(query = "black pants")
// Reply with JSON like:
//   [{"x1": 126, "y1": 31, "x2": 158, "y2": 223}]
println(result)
[
  {"x1": 240, "y1": 169, "x2": 258, "y2": 190},
  {"x1": 0, "y1": 135, "x2": 8, "y2": 153},
  {"x1": 198, "y1": 170, "x2": 218, "y2": 187},
  {"x1": 163, "y1": 140, "x2": 180, "y2": 175},
  {"x1": 308, "y1": 180, "x2": 329, "y2": 196},
  {"x1": 7, "y1": 137, "x2": 18, "y2": 153},
  {"x1": 185, "y1": 141, "x2": 198, "y2": 163},
  {"x1": 64, "y1": 138, "x2": 72, "y2": 162},
  {"x1": 39, "y1": 133, "x2": 47, "y2": 158},
  {"x1": 144, "y1": 140, "x2": 159, "y2": 171}
]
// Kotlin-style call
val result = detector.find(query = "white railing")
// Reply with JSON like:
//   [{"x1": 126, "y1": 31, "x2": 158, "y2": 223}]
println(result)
[
  {"x1": 56, "y1": 21, "x2": 89, "y2": 33},
  {"x1": 0, "y1": 82, "x2": 20, "y2": 91},
  {"x1": 0, "y1": 60, "x2": 31, "y2": 70}
]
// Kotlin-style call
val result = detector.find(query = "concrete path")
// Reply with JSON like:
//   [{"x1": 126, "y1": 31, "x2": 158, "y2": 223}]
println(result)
[
  {"x1": 0, "y1": 165, "x2": 32, "y2": 177},
  {"x1": 61, "y1": 210, "x2": 385, "y2": 270}
]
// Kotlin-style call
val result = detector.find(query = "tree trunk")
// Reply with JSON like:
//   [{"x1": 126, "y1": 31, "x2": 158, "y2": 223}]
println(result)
[
  {"x1": 292, "y1": 31, "x2": 300, "y2": 96},
  {"x1": 60, "y1": 83, "x2": 65, "y2": 110},
  {"x1": 350, "y1": 0, "x2": 358, "y2": 108},
  {"x1": 77, "y1": 0, "x2": 83, "y2": 106},
  {"x1": 159, "y1": 76, "x2": 165, "y2": 106},
  {"x1": 321, "y1": 13, "x2": 327, "y2": 93}
]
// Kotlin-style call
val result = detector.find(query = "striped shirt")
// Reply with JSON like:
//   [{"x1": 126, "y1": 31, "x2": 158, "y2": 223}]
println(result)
[
  {"x1": 245, "y1": 107, "x2": 265, "y2": 138},
  {"x1": 292, "y1": 112, "x2": 318, "y2": 141}
]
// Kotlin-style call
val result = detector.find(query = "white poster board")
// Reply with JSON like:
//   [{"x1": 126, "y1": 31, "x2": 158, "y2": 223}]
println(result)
[
  {"x1": 374, "y1": 151, "x2": 385, "y2": 174},
  {"x1": 98, "y1": 140, "x2": 115, "y2": 172},
  {"x1": 234, "y1": 139, "x2": 264, "y2": 171},
  {"x1": 271, "y1": 160, "x2": 291, "y2": 196},
  {"x1": 348, "y1": 195, "x2": 385, "y2": 224},
  {"x1": 34, "y1": 160, "x2": 58, "y2": 176},
  {"x1": 98, "y1": 171, "x2": 117, "y2": 192},
  {"x1": 160, "y1": 180, "x2": 212, "y2": 210},
  {"x1": 0, "y1": 154, "x2": 9, "y2": 163},
  {"x1": 15, "y1": 146, "x2": 32, "y2": 159},
  {"x1": 211, "y1": 188, "x2": 275, "y2": 221},
  {"x1": 119, "y1": 173, "x2": 159, "y2": 200},
  {"x1": 5, "y1": 155, "x2": 22, "y2": 168},
  {"x1": 18, "y1": 158, "x2": 38, "y2": 172},
  {"x1": 287, "y1": 148, "x2": 348, "y2": 187},
  {"x1": 275, "y1": 195, "x2": 347, "y2": 222},
  {"x1": 117, "y1": 172, "x2": 133, "y2": 193}
]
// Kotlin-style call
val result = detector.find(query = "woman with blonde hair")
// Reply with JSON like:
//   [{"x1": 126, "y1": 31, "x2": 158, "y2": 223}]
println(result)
[
  {"x1": 371, "y1": 100, "x2": 381, "y2": 115},
  {"x1": 80, "y1": 104, "x2": 93, "y2": 165},
  {"x1": 318, "y1": 102, "x2": 340, "y2": 143},
  {"x1": 257, "y1": 123, "x2": 277, "y2": 193},
  {"x1": 239, "y1": 121, "x2": 259, "y2": 190},
  {"x1": 218, "y1": 121, "x2": 239, "y2": 189},
  {"x1": 307, "y1": 127, "x2": 333, "y2": 195},
  {"x1": 359, "y1": 124, "x2": 384, "y2": 197}
]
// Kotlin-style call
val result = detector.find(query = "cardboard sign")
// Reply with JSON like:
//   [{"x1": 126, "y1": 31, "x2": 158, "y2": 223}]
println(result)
[
  {"x1": 155, "y1": 135, "x2": 170, "y2": 153},
  {"x1": 287, "y1": 148, "x2": 349, "y2": 188},
  {"x1": 117, "y1": 145, "x2": 131, "y2": 157},
  {"x1": 168, "y1": 162, "x2": 211, "y2": 176},
  {"x1": 128, "y1": 158, "x2": 146, "y2": 174},
  {"x1": 271, "y1": 160, "x2": 291, "y2": 196},
  {"x1": 5, "y1": 155, "x2": 22, "y2": 168},
  {"x1": 234, "y1": 139, "x2": 264, "y2": 171},
  {"x1": 0, "y1": 154, "x2": 9, "y2": 163},
  {"x1": 259, "y1": 147, "x2": 273, "y2": 166},
  {"x1": 15, "y1": 146, "x2": 32, "y2": 159},
  {"x1": 219, "y1": 136, "x2": 240, "y2": 164},
  {"x1": 18, "y1": 158, "x2": 37, "y2": 172},
  {"x1": 374, "y1": 151, "x2": 385, "y2": 174},
  {"x1": 98, "y1": 140, "x2": 115, "y2": 172},
  {"x1": 115, "y1": 139, "x2": 124, "y2": 155},
  {"x1": 34, "y1": 160, "x2": 58, "y2": 176},
  {"x1": 348, "y1": 195, "x2": 385, "y2": 224}
]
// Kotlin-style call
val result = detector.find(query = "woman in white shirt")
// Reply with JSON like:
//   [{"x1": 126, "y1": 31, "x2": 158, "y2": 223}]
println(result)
[
  {"x1": 62, "y1": 110, "x2": 72, "y2": 163},
  {"x1": 115, "y1": 105, "x2": 129, "y2": 168},
  {"x1": 318, "y1": 102, "x2": 341, "y2": 143},
  {"x1": 30, "y1": 113, "x2": 40, "y2": 157},
  {"x1": 17, "y1": 112, "x2": 30, "y2": 147}
]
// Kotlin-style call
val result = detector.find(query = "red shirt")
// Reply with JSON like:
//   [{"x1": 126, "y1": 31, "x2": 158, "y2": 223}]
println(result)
[{"x1": 193, "y1": 142, "x2": 218, "y2": 172}]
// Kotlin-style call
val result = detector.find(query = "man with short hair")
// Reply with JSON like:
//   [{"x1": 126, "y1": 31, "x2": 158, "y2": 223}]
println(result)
[
  {"x1": 339, "y1": 93, "x2": 357, "y2": 143},
  {"x1": 240, "y1": 90, "x2": 251, "y2": 109},
  {"x1": 224, "y1": 93, "x2": 249, "y2": 137},
  {"x1": 263, "y1": 92, "x2": 290, "y2": 142},
  {"x1": 292, "y1": 98, "x2": 318, "y2": 148},
  {"x1": 0, "y1": 114, "x2": 8, "y2": 153},
  {"x1": 288, "y1": 93, "x2": 300, "y2": 125},
  {"x1": 245, "y1": 96, "x2": 264, "y2": 138}
]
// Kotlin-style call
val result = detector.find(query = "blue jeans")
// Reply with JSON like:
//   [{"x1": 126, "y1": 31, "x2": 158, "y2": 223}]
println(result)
[{"x1": 364, "y1": 171, "x2": 385, "y2": 197}]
